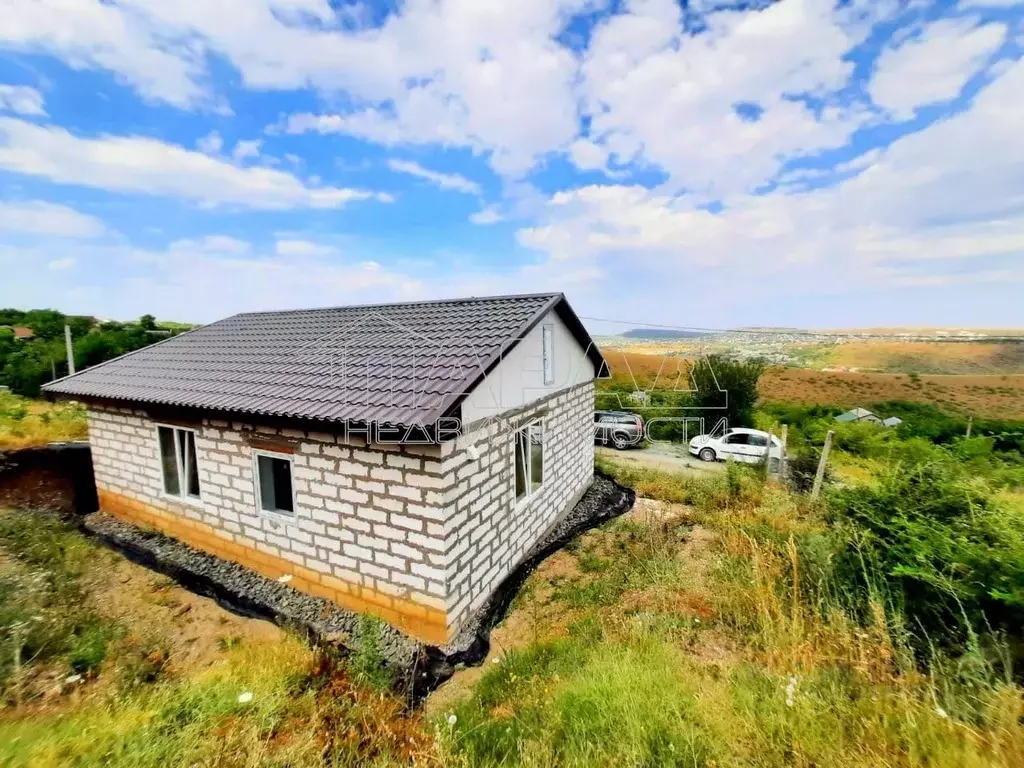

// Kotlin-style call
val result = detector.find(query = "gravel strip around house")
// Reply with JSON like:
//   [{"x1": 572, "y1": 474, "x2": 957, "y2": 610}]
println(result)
[{"x1": 81, "y1": 471, "x2": 634, "y2": 701}]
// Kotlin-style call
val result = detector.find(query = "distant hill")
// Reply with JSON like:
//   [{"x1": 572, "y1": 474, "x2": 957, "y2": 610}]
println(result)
[{"x1": 621, "y1": 328, "x2": 709, "y2": 340}]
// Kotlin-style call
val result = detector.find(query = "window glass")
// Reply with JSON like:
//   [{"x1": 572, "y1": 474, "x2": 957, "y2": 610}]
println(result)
[
  {"x1": 514, "y1": 421, "x2": 544, "y2": 501},
  {"x1": 185, "y1": 431, "x2": 200, "y2": 497},
  {"x1": 542, "y1": 324, "x2": 554, "y2": 385},
  {"x1": 748, "y1": 435, "x2": 768, "y2": 447},
  {"x1": 529, "y1": 423, "x2": 544, "y2": 492},
  {"x1": 158, "y1": 425, "x2": 201, "y2": 501},
  {"x1": 258, "y1": 454, "x2": 294, "y2": 515},
  {"x1": 725, "y1": 433, "x2": 749, "y2": 445},
  {"x1": 514, "y1": 429, "x2": 528, "y2": 501},
  {"x1": 158, "y1": 426, "x2": 180, "y2": 496}
]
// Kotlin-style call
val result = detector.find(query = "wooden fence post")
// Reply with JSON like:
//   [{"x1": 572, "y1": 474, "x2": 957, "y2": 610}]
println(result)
[{"x1": 811, "y1": 430, "x2": 834, "y2": 500}]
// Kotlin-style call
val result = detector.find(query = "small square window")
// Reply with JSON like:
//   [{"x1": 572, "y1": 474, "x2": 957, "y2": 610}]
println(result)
[
  {"x1": 157, "y1": 425, "x2": 201, "y2": 502},
  {"x1": 514, "y1": 421, "x2": 544, "y2": 503},
  {"x1": 255, "y1": 452, "x2": 295, "y2": 517}
]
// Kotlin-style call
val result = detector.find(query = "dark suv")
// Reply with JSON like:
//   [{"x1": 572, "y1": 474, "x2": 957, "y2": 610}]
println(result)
[{"x1": 594, "y1": 410, "x2": 645, "y2": 450}]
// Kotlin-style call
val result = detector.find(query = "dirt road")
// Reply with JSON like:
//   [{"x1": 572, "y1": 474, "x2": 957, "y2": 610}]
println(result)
[{"x1": 596, "y1": 442, "x2": 725, "y2": 476}]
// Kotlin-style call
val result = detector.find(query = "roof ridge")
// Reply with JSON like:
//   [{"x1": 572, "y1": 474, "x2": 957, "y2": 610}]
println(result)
[{"x1": 234, "y1": 291, "x2": 562, "y2": 318}]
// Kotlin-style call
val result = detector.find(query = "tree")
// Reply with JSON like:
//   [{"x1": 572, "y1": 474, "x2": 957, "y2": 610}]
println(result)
[
  {"x1": 138, "y1": 314, "x2": 157, "y2": 331},
  {"x1": 66, "y1": 315, "x2": 96, "y2": 338},
  {"x1": 21, "y1": 309, "x2": 66, "y2": 340},
  {"x1": 689, "y1": 354, "x2": 766, "y2": 428}
]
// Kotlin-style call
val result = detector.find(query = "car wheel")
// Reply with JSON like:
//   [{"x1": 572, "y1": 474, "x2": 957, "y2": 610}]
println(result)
[
  {"x1": 699, "y1": 447, "x2": 717, "y2": 462},
  {"x1": 611, "y1": 432, "x2": 631, "y2": 450}
]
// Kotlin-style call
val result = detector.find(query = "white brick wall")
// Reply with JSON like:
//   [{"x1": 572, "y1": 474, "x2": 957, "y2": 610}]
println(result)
[
  {"x1": 87, "y1": 408, "x2": 448, "y2": 610},
  {"x1": 442, "y1": 381, "x2": 595, "y2": 631},
  {"x1": 87, "y1": 378, "x2": 595, "y2": 637}
]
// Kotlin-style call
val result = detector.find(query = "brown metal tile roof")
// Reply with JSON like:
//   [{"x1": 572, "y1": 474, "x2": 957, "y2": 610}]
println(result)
[{"x1": 43, "y1": 293, "x2": 606, "y2": 428}]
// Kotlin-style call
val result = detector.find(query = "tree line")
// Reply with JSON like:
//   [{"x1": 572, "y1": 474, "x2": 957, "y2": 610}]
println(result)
[{"x1": 0, "y1": 309, "x2": 189, "y2": 397}]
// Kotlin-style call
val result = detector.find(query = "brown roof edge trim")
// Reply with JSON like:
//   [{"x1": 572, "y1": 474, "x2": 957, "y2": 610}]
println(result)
[{"x1": 62, "y1": 396, "x2": 451, "y2": 442}]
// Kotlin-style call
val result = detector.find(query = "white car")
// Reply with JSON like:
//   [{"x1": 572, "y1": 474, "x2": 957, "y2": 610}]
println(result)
[{"x1": 688, "y1": 428, "x2": 783, "y2": 464}]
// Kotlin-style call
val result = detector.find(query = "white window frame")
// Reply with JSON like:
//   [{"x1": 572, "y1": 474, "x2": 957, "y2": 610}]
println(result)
[
  {"x1": 541, "y1": 323, "x2": 555, "y2": 386},
  {"x1": 513, "y1": 419, "x2": 545, "y2": 507},
  {"x1": 154, "y1": 423, "x2": 203, "y2": 507},
  {"x1": 252, "y1": 448, "x2": 298, "y2": 521}
]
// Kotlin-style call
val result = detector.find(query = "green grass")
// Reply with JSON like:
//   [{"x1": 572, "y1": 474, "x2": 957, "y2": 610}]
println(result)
[
  {"x1": 439, "y1": 456, "x2": 1024, "y2": 767},
  {"x1": 0, "y1": 508, "x2": 118, "y2": 700},
  {"x1": 0, "y1": 509, "x2": 436, "y2": 767}
]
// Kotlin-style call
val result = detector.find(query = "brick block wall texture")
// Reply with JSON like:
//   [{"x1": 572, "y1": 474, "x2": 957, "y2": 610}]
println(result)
[{"x1": 86, "y1": 380, "x2": 594, "y2": 644}]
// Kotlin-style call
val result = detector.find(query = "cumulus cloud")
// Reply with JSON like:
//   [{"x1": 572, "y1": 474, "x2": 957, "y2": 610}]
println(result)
[
  {"x1": 1, "y1": 0, "x2": 587, "y2": 173},
  {"x1": 0, "y1": 0, "x2": 209, "y2": 109},
  {"x1": 0, "y1": 118, "x2": 390, "y2": 210},
  {"x1": 0, "y1": 200, "x2": 107, "y2": 238},
  {"x1": 386, "y1": 159, "x2": 481, "y2": 195},
  {"x1": 573, "y1": 0, "x2": 881, "y2": 197},
  {"x1": 0, "y1": 84, "x2": 46, "y2": 115},
  {"x1": 870, "y1": 17, "x2": 1006, "y2": 118},
  {"x1": 518, "y1": 56, "x2": 1024, "y2": 301}
]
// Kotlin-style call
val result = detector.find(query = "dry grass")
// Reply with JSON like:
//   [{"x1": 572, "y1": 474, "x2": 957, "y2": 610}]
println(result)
[
  {"x1": 760, "y1": 368, "x2": 1024, "y2": 418},
  {"x1": 597, "y1": 350, "x2": 1024, "y2": 418},
  {"x1": 828, "y1": 341, "x2": 1024, "y2": 375},
  {"x1": 0, "y1": 392, "x2": 87, "y2": 451}
]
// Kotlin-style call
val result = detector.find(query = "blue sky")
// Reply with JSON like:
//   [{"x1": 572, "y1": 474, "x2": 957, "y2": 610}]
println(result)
[{"x1": 0, "y1": 0, "x2": 1021, "y2": 332}]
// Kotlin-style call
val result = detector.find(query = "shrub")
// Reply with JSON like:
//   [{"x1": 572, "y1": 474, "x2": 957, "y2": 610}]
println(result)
[{"x1": 826, "y1": 462, "x2": 1024, "y2": 659}]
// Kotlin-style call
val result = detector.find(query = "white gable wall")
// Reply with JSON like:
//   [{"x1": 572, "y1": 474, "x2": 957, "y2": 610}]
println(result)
[{"x1": 460, "y1": 309, "x2": 595, "y2": 425}]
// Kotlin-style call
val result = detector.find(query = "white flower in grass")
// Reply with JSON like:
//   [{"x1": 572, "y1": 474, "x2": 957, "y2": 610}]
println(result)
[
  {"x1": 447, "y1": 714, "x2": 457, "y2": 726},
  {"x1": 238, "y1": 691, "x2": 254, "y2": 704},
  {"x1": 785, "y1": 676, "x2": 798, "y2": 708},
  {"x1": 936, "y1": 706, "x2": 948, "y2": 719}
]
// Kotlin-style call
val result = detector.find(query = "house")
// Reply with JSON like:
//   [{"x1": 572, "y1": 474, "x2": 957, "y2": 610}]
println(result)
[
  {"x1": 43, "y1": 293, "x2": 607, "y2": 644},
  {"x1": 834, "y1": 407, "x2": 882, "y2": 425},
  {"x1": 12, "y1": 325, "x2": 35, "y2": 340},
  {"x1": 882, "y1": 416, "x2": 903, "y2": 428}
]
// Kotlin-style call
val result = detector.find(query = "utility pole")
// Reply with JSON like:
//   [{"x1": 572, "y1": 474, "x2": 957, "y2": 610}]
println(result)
[
  {"x1": 966, "y1": 416, "x2": 973, "y2": 438},
  {"x1": 64, "y1": 324, "x2": 75, "y2": 376},
  {"x1": 765, "y1": 429, "x2": 775, "y2": 479},
  {"x1": 811, "y1": 430, "x2": 834, "y2": 500}
]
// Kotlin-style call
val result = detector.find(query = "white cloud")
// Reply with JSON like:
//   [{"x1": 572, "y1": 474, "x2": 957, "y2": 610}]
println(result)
[
  {"x1": 0, "y1": 118, "x2": 390, "y2": 210},
  {"x1": 274, "y1": 238, "x2": 339, "y2": 257},
  {"x1": 469, "y1": 205, "x2": 503, "y2": 225},
  {"x1": 232, "y1": 139, "x2": 262, "y2": 162},
  {"x1": 47, "y1": 256, "x2": 76, "y2": 271},
  {"x1": 870, "y1": 17, "x2": 1006, "y2": 118},
  {"x1": 196, "y1": 130, "x2": 223, "y2": 154},
  {"x1": 386, "y1": 159, "x2": 481, "y2": 195},
  {"x1": 0, "y1": 84, "x2": 46, "y2": 116},
  {"x1": 0, "y1": 0, "x2": 209, "y2": 109},
  {"x1": 573, "y1": 0, "x2": 887, "y2": 197},
  {"x1": 0, "y1": 235, "x2": 427, "y2": 322},
  {"x1": 517, "y1": 56, "x2": 1024, "y2": 302},
  {"x1": 0, "y1": 0, "x2": 590, "y2": 175},
  {"x1": 0, "y1": 200, "x2": 107, "y2": 238}
]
